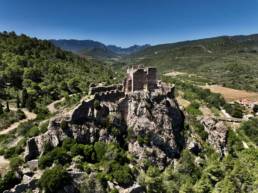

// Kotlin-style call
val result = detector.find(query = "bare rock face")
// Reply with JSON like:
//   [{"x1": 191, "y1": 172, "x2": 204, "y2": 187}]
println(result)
[
  {"x1": 24, "y1": 117, "x2": 100, "y2": 161},
  {"x1": 24, "y1": 86, "x2": 184, "y2": 170},
  {"x1": 200, "y1": 117, "x2": 228, "y2": 156},
  {"x1": 123, "y1": 91, "x2": 184, "y2": 169}
]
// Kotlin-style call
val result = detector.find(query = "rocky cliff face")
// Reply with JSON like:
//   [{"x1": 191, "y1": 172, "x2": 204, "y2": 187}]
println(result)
[
  {"x1": 24, "y1": 88, "x2": 185, "y2": 169},
  {"x1": 14, "y1": 82, "x2": 233, "y2": 193},
  {"x1": 124, "y1": 91, "x2": 184, "y2": 169}
]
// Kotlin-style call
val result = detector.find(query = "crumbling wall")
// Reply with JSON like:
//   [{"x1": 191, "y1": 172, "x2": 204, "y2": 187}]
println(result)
[
  {"x1": 95, "y1": 90, "x2": 125, "y2": 102},
  {"x1": 89, "y1": 84, "x2": 123, "y2": 95},
  {"x1": 71, "y1": 100, "x2": 94, "y2": 124},
  {"x1": 132, "y1": 69, "x2": 146, "y2": 91},
  {"x1": 147, "y1": 67, "x2": 157, "y2": 91}
]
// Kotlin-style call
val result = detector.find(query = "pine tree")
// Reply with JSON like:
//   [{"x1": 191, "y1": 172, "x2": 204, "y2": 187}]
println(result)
[
  {"x1": 16, "y1": 94, "x2": 20, "y2": 108},
  {"x1": 6, "y1": 100, "x2": 10, "y2": 112},
  {"x1": 25, "y1": 95, "x2": 35, "y2": 112},
  {"x1": 21, "y1": 89, "x2": 28, "y2": 108},
  {"x1": 0, "y1": 104, "x2": 3, "y2": 114}
]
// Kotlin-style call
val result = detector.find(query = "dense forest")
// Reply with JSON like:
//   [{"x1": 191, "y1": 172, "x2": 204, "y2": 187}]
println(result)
[{"x1": 0, "y1": 31, "x2": 114, "y2": 112}]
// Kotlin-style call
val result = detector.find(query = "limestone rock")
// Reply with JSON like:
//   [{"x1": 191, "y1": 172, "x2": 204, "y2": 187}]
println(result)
[
  {"x1": 24, "y1": 80, "x2": 184, "y2": 170},
  {"x1": 124, "y1": 91, "x2": 184, "y2": 168},
  {"x1": 200, "y1": 117, "x2": 228, "y2": 156}
]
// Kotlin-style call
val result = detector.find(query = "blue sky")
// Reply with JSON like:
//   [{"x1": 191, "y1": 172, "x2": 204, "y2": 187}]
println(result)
[{"x1": 0, "y1": 0, "x2": 258, "y2": 47}]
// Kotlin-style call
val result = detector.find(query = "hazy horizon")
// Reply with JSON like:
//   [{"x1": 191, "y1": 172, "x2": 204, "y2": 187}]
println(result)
[{"x1": 1, "y1": 0, "x2": 258, "y2": 47}]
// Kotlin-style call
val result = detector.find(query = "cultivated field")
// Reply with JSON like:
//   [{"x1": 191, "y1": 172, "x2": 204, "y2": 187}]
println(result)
[{"x1": 202, "y1": 85, "x2": 258, "y2": 102}]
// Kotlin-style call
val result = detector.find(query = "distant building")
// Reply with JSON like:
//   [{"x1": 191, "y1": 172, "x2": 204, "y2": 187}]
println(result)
[{"x1": 123, "y1": 65, "x2": 158, "y2": 93}]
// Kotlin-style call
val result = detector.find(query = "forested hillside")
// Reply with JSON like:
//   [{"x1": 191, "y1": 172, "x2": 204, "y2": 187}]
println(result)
[
  {"x1": 0, "y1": 32, "x2": 113, "y2": 112},
  {"x1": 127, "y1": 34, "x2": 258, "y2": 91}
]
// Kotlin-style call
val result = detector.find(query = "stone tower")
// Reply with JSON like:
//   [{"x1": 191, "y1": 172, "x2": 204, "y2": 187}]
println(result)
[{"x1": 124, "y1": 65, "x2": 158, "y2": 93}]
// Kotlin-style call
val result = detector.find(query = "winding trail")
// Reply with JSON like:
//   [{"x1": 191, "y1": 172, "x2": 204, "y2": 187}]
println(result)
[
  {"x1": 47, "y1": 97, "x2": 65, "y2": 114},
  {"x1": 0, "y1": 156, "x2": 9, "y2": 174},
  {"x1": 0, "y1": 108, "x2": 37, "y2": 135},
  {"x1": 0, "y1": 96, "x2": 67, "y2": 136}
]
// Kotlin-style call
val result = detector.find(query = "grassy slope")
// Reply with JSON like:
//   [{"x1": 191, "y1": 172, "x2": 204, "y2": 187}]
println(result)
[{"x1": 127, "y1": 34, "x2": 258, "y2": 91}]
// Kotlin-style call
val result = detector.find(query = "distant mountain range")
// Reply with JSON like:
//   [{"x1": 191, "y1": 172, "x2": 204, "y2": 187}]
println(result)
[{"x1": 50, "y1": 39, "x2": 150, "y2": 59}]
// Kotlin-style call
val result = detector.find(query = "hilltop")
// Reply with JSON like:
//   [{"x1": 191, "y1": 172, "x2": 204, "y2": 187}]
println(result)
[{"x1": 127, "y1": 34, "x2": 258, "y2": 91}]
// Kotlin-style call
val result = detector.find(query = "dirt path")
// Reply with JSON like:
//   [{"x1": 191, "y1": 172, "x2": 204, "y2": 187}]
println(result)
[
  {"x1": 0, "y1": 156, "x2": 9, "y2": 174},
  {"x1": 0, "y1": 108, "x2": 37, "y2": 135},
  {"x1": 199, "y1": 105, "x2": 213, "y2": 117},
  {"x1": 47, "y1": 97, "x2": 66, "y2": 114}
]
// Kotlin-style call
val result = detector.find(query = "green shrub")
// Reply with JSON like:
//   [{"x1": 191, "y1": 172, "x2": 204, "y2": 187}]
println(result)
[
  {"x1": 186, "y1": 104, "x2": 202, "y2": 117},
  {"x1": 39, "y1": 165, "x2": 71, "y2": 193},
  {"x1": 9, "y1": 156, "x2": 24, "y2": 170},
  {"x1": 110, "y1": 127, "x2": 121, "y2": 137},
  {"x1": 193, "y1": 122, "x2": 208, "y2": 140},
  {"x1": 39, "y1": 147, "x2": 71, "y2": 169},
  {"x1": 110, "y1": 163, "x2": 134, "y2": 187},
  {"x1": 224, "y1": 103, "x2": 244, "y2": 118},
  {"x1": 34, "y1": 104, "x2": 49, "y2": 120},
  {"x1": 0, "y1": 170, "x2": 21, "y2": 192},
  {"x1": 4, "y1": 147, "x2": 16, "y2": 159},
  {"x1": 137, "y1": 133, "x2": 151, "y2": 146},
  {"x1": 0, "y1": 110, "x2": 25, "y2": 130},
  {"x1": 17, "y1": 121, "x2": 34, "y2": 136},
  {"x1": 0, "y1": 148, "x2": 4, "y2": 155},
  {"x1": 239, "y1": 118, "x2": 258, "y2": 145},
  {"x1": 94, "y1": 141, "x2": 107, "y2": 162},
  {"x1": 109, "y1": 189, "x2": 119, "y2": 193},
  {"x1": 62, "y1": 138, "x2": 76, "y2": 150},
  {"x1": 71, "y1": 144, "x2": 85, "y2": 157},
  {"x1": 253, "y1": 104, "x2": 258, "y2": 113},
  {"x1": 83, "y1": 144, "x2": 95, "y2": 162},
  {"x1": 60, "y1": 120, "x2": 68, "y2": 130},
  {"x1": 146, "y1": 166, "x2": 161, "y2": 177},
  {"x1": 227, "y1": 130, "x2": 244, "y2": 157},
  {"x1": 26, "y1": 126, "x2": 40, "y2": 137}
]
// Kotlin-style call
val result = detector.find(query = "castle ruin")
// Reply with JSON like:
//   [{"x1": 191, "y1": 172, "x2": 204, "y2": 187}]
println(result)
[
  {"x1": 123, "y1": 66, "x2": 158, "y2": 93},
  {"x1": 70, "y1": 66, "x2": 174, "y2": 124}
]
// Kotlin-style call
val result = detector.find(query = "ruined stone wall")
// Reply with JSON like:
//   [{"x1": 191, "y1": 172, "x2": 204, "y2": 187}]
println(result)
[
  {"x1": 147, "y1": 67, "x2": 157, "y2": 91},
  {"x1": 71, "y1": 90, "x2": 125, "y2": 124},
  {"x1": 95, "y1": 90, "x2": 125, "y2": 102},
  {"x1": 89, "y1": 84, "x2": 123, "y2": 95},
  {"x1": 132, "y1": 69, "x2": 146, "y2": 91}
]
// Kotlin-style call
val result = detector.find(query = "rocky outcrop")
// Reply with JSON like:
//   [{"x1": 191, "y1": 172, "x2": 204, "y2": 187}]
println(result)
[
  {"x1": 200, "y1": 117, "x2": 228, "y2": 156},
  {"x1": 123, "y1": 91, "x2": 184, "y2": 169},
  {"x1": 24, "y1": 83, "x2": 184, "y2": 170},
  {"x1": 24, "y1": 118, "x2": 101, "y2": 161}
]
